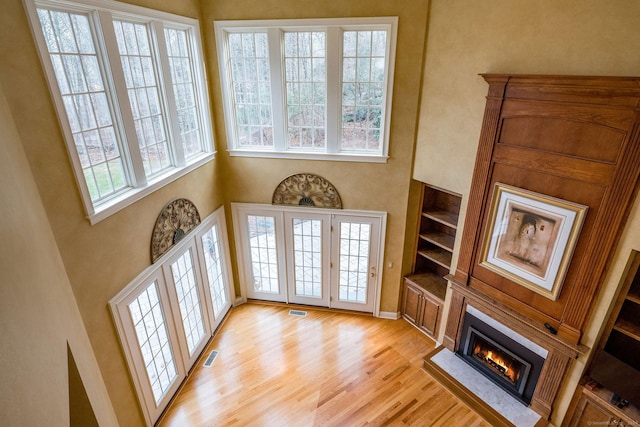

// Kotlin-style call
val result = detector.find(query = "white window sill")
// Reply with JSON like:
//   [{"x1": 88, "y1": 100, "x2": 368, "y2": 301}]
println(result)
[
  {"x1": 87, "y1": 152, "x2": 215, "y2": 225},
  {"x1": 228, "y1": 149, "x2": 389, "y2": 163}
]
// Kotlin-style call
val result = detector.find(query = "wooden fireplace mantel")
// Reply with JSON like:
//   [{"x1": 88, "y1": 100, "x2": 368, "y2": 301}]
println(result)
[
  {"x1": 443, "y1": 74, "x2": 640, "y2": 419},
  {"x1": 443, "y1": 278, "x2": 586, "y2": 419}
]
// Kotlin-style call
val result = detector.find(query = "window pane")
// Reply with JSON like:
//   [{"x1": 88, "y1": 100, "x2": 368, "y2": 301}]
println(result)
[
  {"x1": 338, "y1": 222, "x2": 370, "y2": 303},
  {"x1": 114, "y1": 20, "x2": 171, "y2": 177},
  {"x1": 169, "y1": 249, "x2": 206, "y2": 356},
  {"x1": 164, "y1": 27, "x2": 205, "y2": 160},
  {"x1": 37, "y1": 8, "x2": 128, "y2": 203},
  {"x1": 128, "y1": 281, "x2": 178, "y2": 404},
  {"x1": 292, "y1": 218, "x2": 322, "y2": 298},
  {"x1": 284, "y1": 31, "x2": 326, "y2": 150},
  {"x1": 341, "y1": 30, "x2": 387, "y2": 152},
  {"x1": 201, "y1": 225, "x2": 229, "y2": 317},
  {"x1": 228, "y1": 32, "x2": 273, "y2": 148},
  {"x1": 247, "y1": 215, "x2": 279, "y2": 293}
]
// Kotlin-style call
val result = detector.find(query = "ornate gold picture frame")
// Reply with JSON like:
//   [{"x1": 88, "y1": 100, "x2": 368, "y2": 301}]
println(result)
[{"x1": 480, "y1": 183, "x2": 587, "y2": 301}]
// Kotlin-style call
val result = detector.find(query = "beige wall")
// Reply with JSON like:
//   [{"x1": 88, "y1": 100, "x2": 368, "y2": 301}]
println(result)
[
  {"x1": 414, "y1": 0, "x2": 640, "y2": 424},
  {"x1": 0, "y1": 0, "x2": 221, "y2": 425},
  {"x1": 0, "y1": 82, "x2": 118, "y2": 425}
]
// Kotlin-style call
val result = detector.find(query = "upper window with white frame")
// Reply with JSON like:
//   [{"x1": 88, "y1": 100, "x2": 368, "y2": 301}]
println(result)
[
  {"x1": 25, "y1": 0, "x2": 214, "y2": 224},
  {"x1": 214, "y1": 17, "x2": 397, "y2": 163}
]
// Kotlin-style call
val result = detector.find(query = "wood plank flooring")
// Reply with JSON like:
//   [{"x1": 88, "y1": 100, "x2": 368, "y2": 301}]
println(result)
[{"x1": 157, "y1": 303, "x2": 491, "y2": 427}]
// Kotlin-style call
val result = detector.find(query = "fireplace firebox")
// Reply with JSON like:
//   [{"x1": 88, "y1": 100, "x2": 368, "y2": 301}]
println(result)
[{"x1": 456, "y1": 309, "x2": 546, "y2": 405}]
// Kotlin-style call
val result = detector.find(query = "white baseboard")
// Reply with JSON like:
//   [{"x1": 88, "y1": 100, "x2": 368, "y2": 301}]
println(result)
[{"x1": 378, "y1": 311, "x2": 400, "y2": 320}]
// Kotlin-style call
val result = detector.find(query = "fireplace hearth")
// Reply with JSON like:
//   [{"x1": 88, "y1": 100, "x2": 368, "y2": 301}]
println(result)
[{"x1": 456, "y1": 308, "x2": 546, "y2": 405}]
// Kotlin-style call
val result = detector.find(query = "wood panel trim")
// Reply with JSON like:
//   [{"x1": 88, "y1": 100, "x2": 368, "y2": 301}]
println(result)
[
  {"x1": 443, "y1": 278, "x2": 466, "y2": 351},
  {"x1": 530, "y1": 350, "x2": 571, "y2": 419},
  {"x1": 454, "y1": 77, "x2": 508, "y2": 285},
  {"x1": 562, "y1": 116, "x2": 640, "y2": 329},
  {"x1": 492, "y1": 144, "x2": 616, "y2": 185},
  {"x1": 448, "y1": 280, "x2": 584, "y2": 358}
]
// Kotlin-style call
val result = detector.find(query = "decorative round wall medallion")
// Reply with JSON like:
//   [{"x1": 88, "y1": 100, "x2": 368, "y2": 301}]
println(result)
[
  {"x1": 272, "y1": 173, "x2": 342, "y2": 209},
  {"x1": 151, "y1": 198, "x2": 201, "y2": 263}
]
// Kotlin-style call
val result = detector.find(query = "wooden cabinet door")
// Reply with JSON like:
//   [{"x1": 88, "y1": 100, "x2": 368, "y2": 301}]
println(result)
[
  {"x1": 418, "y1": 296, "x2": 440, "y2": 336},
  {"x1": 569, "y1": 394, "x2": 616, "y2": 427},
  {"x1": 401, "y1": 281, "x2": 422, "y2": 325}
]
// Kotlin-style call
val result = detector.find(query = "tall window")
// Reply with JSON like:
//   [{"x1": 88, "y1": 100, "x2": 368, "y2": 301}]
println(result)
[
  {"x1": 26, "y1": 0, "x2": 214, "y2": 223},
  {"x1": 215, "y1": 17, "x2": 397, "y2": 162}
]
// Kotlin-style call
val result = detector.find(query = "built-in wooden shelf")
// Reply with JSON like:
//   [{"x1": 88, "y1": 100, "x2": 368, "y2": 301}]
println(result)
[
  {"x1": 417, "y1": 248, "x2": 452, "y2": 269},
  {"x1": 613, "y1": 319, "x2": 640, "y2": 342},
  {"x1": 405, "y1": 273, "x2": 447, "y2": 302},
  {"x1": 422, "y1": 211, "x2": 458, "y2": 229},
  {"x1": 419, "y1": 231, "x2": 455, "y2": 252},
  {"x1": 626, "y1": 292, "x2": 640, "y2": 305},
  {"x1": 402, "y1": 183, "x2": 461, "y2": 340}
]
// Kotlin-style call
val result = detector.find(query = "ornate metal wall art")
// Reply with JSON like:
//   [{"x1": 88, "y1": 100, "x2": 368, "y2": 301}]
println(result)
[
  {"x1": 272, "y1": 173, "x2": 342, "y2": 208},
  {"x1": 151, "y1": 198, "x2": 201, "y2": 262}
]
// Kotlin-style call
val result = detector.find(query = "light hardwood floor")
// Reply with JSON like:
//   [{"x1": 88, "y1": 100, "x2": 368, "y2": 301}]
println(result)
[{"x1": 157, "y1": 303, "x2": 490, "y2": 426}]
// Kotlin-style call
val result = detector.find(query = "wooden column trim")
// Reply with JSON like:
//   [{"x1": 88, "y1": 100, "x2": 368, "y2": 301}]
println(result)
[
  {"x1": 530, "y1": 350, "x2": 571, "y2": 419},
  {"x1": 454, "y1": 76, "x2": 508, "y2": 285}
]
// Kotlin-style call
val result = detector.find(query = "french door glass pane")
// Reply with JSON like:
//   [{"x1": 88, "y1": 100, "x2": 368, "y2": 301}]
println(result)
[
  {"x1": 201, "y1": 225, "x2": 228, "y2": 316},
  {"x1": 284, "y1": 31, "x2": 326, "y2": 149},
  {"x1": 292, "y1": 218, "x2": 322, "y2": 298},
  {"x1": 164, "y1": 27, "x2": 204, "y2": 159},
  {"x1": 338, "y1": 222, "x2": 371, "y2": 303},
  {"x1": 169, "y1": 249, "x2": 206, "y2": 356},
  {"x1": 36, "y1": 8, "x2": 128, "y2": 202},
  {"x1": 113, "y1": 20, "x2": 171, "y2": 177},
  {"x1": 247, "y1": 215, "x2": 279, "y2": 293},
  {"x1": 341, "y1": 30, "x2": 387, "y2": 151},
  {"x1": 127, "y1": 281, "x2": 177, "y2": 404}
]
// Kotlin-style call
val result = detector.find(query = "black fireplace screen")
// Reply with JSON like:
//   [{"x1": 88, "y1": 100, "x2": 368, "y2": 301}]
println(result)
[{"x1": 457, "y1": 312, "x2": 545, "y2": 405}]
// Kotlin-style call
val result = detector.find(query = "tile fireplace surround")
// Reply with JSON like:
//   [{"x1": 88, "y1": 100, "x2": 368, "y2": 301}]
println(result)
[{"x1": 439, "y1": 278, "x2": 585, "y2": 421}]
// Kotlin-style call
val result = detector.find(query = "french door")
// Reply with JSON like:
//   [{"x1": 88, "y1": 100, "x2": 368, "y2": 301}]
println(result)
[
  {"x1": 233, "y1": 204, "x2": 385, "y2": 313},
  {"x1": 284, "y1": 212, "x2": 331, "y2": 306},
  {"x1": 330, "y1": 215, "x2": 380, "y2": 312},
  {"x1": 110, "y1": 207, "x2": 234, "y2": 426}
]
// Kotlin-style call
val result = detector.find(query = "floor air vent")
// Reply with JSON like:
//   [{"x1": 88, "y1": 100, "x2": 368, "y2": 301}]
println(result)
[
  {"x1": 289, "y1": 309, "x2": 307, "y2": 317},
  {"x1": 203, "y1": 350, "x2": 219, "y2": 368}
]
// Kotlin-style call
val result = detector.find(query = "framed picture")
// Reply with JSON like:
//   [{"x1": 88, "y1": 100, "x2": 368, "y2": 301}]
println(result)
[{"x1": 479, "y1": 183, "x2": 587, "y2": 301}]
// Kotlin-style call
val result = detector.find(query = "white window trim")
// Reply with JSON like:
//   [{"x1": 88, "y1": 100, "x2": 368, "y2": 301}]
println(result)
[
  {"x1": 24, "y1": 0, "x2": 216, "y2": 224},
  {"x1": 231, "y1": 202, "x2": 387, "y2": 316},
  {"x1": 109, "y1": 206, "x2": 234, "y2": 426},
  {"x1": 215, "y1": 17, "x2": 397, "y2": 163}
]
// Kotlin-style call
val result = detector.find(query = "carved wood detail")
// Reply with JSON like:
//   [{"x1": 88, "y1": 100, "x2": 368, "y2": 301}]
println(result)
[
  {"x1": 443, "y1": 281, "x2": 465, "y2": 351},
  {"x1": 530, "y1": 350, "x2": 571, "y2": 418}
]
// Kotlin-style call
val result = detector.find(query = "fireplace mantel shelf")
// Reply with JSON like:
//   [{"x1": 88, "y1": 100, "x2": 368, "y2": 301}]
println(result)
[{"x1": 445, "y1": 275, "x2": 589, "y2": 359}]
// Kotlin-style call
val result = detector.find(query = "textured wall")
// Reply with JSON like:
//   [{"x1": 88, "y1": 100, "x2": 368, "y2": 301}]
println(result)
[
  {"x1": 414, "y1": 1, "x2": 640, "y2": 423},
  {"x1": 0, "y1": 82, "x2": 118, "y2": 426}
]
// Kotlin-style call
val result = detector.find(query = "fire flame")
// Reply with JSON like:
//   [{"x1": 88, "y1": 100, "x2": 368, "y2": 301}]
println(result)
[{"x1": 474, "y1": 343, "x2": 519, "y2": 384}]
